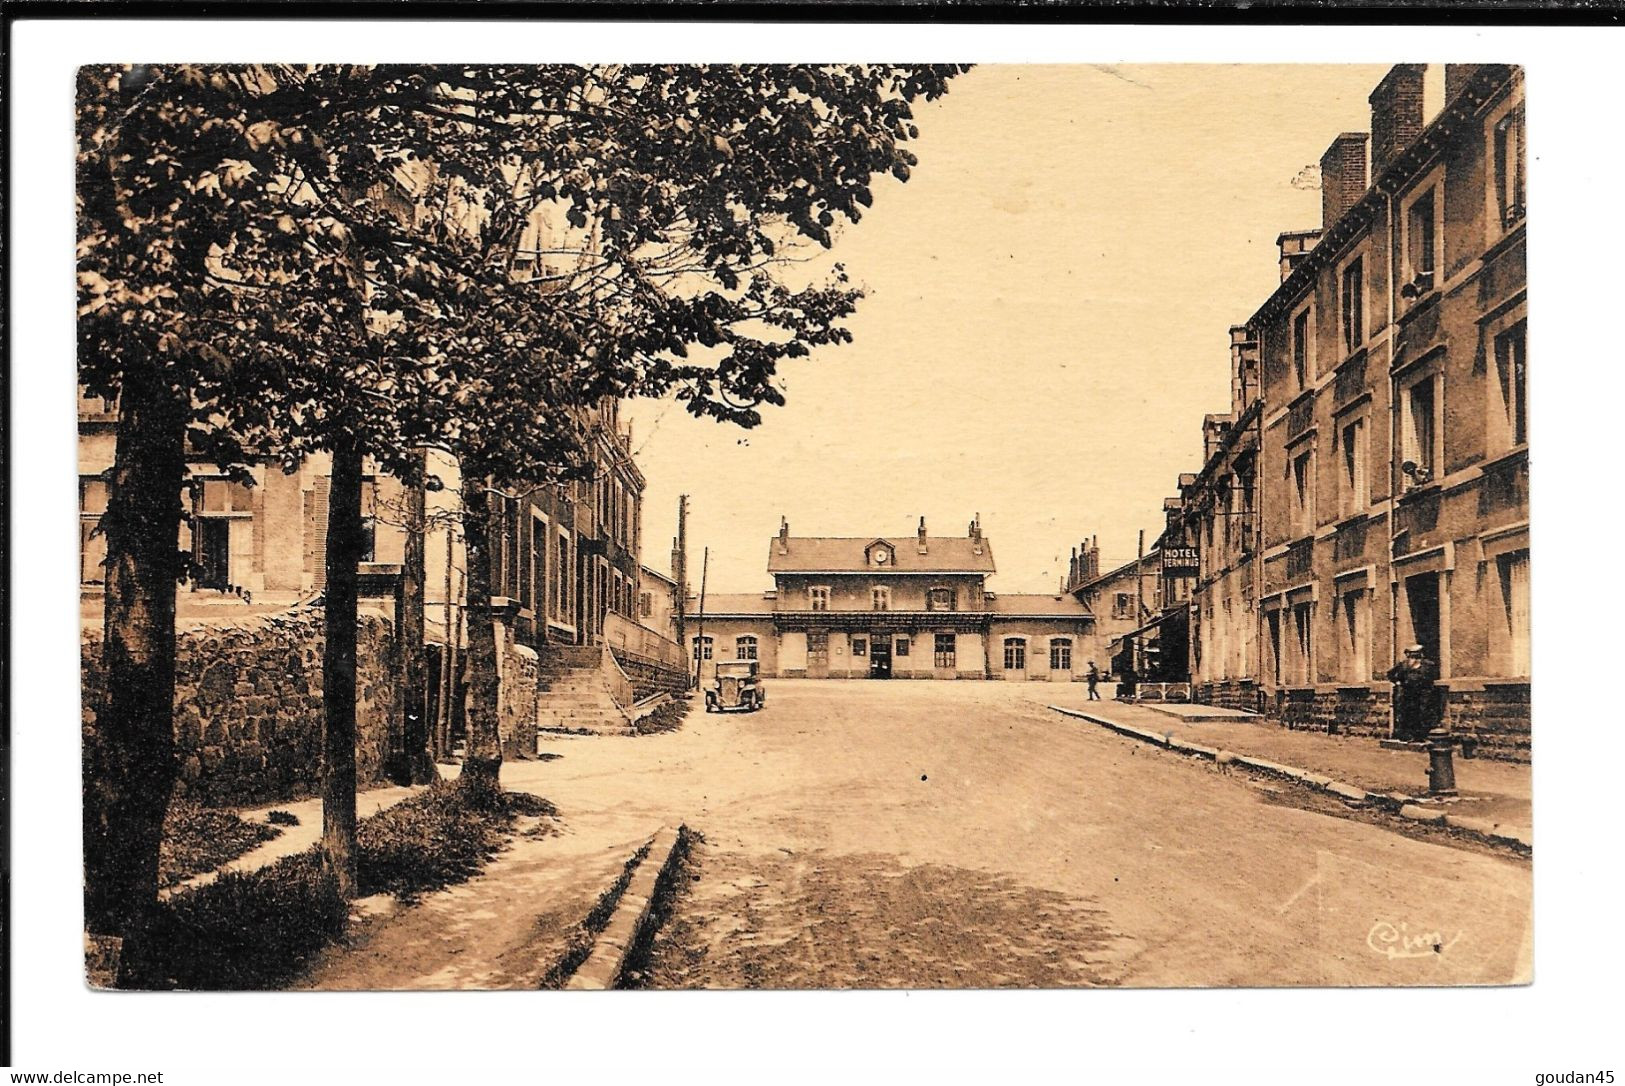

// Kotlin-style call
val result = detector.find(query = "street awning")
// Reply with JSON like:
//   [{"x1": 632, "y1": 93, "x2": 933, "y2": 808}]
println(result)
[{"x1": 1107, "y1": 612, "x2": 1167, "y2": 653}]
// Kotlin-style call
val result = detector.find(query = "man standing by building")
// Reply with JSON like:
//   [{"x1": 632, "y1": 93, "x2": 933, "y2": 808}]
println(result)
[
  {"x1": 1117, "y1": 660, "x2": 1138, "y2": 702},
  {"x1": 1386, "y1": 644, "x2": 1440, "y2": 742},
  {"x1": 1086, "y1": 660, "x2": 1102, "y2": 700}
]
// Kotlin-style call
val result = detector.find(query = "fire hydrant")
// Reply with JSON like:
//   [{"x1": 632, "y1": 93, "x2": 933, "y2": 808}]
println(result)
[{"x1": 1427, "y1": 728, "x2": 1458, "y2": 797}]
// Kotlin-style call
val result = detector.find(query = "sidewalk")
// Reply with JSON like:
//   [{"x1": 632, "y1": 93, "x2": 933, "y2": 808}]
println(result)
[
  {"x1": 294, "y1": 808, "x2": 665, "y2": 990},
  {"x1": 1055, "y1": 698, "x2": 1531, "y2": 837},
  {"x1": 163, "y1": 765, "x2": 458, "y2": 898}
]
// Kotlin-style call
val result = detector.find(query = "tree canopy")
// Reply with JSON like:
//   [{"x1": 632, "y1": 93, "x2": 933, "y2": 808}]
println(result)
[{"x1": 78, "y1": 63, "x2": 970, "y2": 482}]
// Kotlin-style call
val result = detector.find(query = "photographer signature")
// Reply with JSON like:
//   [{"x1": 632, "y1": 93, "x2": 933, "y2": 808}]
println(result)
[{"x1": 1367, "y1": 920, "x2": 1463, "y2": 959}]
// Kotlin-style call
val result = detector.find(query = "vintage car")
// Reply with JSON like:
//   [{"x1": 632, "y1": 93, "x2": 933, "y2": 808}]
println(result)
[{"x1": 705, "y1": 659, "x2": 765, "y2": 713}]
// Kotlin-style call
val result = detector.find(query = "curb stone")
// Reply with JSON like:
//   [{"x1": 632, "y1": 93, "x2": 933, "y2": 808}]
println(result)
[
  {"x1": 1445, "y1": 814, "x2": 1498, "y2": 837},
  {"x1": 1048, "y1": 705, "x2": 1528, "y2": 854},
  {"x1": 1325, "y1": 780, "x2": 1369, "y2": 803},
  {"x1": 566, "y1": 825, "x2": 684, "y2": 990}
]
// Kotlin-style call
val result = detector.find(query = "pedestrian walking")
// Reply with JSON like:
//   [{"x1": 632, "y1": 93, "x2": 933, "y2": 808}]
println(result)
[
  {"x1": 1386, "y1": 644, "x2": 1440, "y2": 742},
  {"x1": 1086, "y1": 660, "x2": 1102, "y2": 700}
]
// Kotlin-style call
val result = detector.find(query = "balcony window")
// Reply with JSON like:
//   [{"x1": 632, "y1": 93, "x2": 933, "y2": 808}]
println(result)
[
  {"x1": 1340, "y1": 256, "x2": 1365, "y2": 354},
  {"x1": 1493, "y1": 321, "x2": 1528, "y2": 451},
  {"x1": 1339, "y1": 416, "x2": 1368, "y2": 517},
  {"x1": 1402, "y1": 375, "x2": 1439, "y2": 485},
  {"x1": 1291, "y1": 449, "x2": 1315, "y2": 534},
  {"x1": 1405, "y1": 186, "x2": 1437, "y2": 291},
  {"x1": 1495, "y1": 106, "x2": 1526, "y2": 229},
  {"x1": 926, "y1": 587, "x2": 953, "y2": 612},
  {"x1": 1291, "y1": 306, "x2": 1313, "y2": 390}
]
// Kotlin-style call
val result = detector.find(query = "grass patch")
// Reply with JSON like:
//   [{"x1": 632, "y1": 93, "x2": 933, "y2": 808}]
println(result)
[
  {"x1": 158, "y1": 802, "x2": 281, "y2": 890},
  {"x1": 538, "y1": 840, "x2": 652, "y2": 990},
  {"x1": 125, "y1": 782, "x2": 556, "y2": 990},
  {"x1": 633, "y1": 696, "x2": 694, "y2": 736},
  {"x1": 266, "y1": 809, "x2": 300, "y2": 827}
]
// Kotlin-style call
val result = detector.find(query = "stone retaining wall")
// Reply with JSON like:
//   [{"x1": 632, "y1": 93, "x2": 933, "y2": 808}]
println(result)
[
  {"x1": 610, "y1": 649, "x2": 688, "y2": 701},
  {"x1": 81, "y1": 608, "x2": 399, "y2": 808},
  {"x1": 499, "y1": 642, "x2": 540, "y2": 761}
]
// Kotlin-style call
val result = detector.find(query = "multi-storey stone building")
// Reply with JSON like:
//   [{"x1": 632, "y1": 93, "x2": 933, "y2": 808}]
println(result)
[
  {"x1": 1181, "y1": 63, "x2": 1529, "y2": 758},
  {"x1": 79, "y1": 391, "x2": 660, "y2": 663},
  {"x1": 691, "y1": 517, "x2": 1095, "y2": 681},
  {"x1": 1183, "y1": 329, "x2": 1264, "y2": 710}
]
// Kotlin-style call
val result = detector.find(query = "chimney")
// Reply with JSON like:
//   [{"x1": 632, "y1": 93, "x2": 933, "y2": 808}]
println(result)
[
  {"x1": 917, "y1": 516, "x2": 928, "y2": 554},
  {"x1": 1444, "y1": 64, "x2": 1484, "y2": 104},
  {"x1": 1369, "y1": 64, "x2": 1426, "y2": 181},
  {"x1": 777, "y1": 516, "x2": 789, "y2": 555},
  {"x1": 1276, "y1": 229, "x2": 1322, "y2": 283},
  {"x1": 1319, "y1": 133, "x2": 1369, "y2": 230},
  {"x1": 1230, "y1": 325, "x2": 1260, "y2": 414},
  {"x1": 969, "y1": 514, "x2": 983, "y2": 554}
]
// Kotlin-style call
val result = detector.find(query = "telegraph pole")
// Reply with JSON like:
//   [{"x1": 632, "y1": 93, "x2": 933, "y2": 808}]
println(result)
[
  {"x1": 674, "y1": 494, "x2": 689, "y2": 684},
  {"x1": 695, "y1": 546, "x2": 710, "y2": 688},
  {"x1": 1135, "y1": 528, "x2": 1146, "y2": 674}
]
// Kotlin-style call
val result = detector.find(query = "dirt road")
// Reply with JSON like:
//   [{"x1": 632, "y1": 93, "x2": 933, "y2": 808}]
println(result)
[{"x1": 505, "y1": 680, "x2": 1531, "y2": 989}]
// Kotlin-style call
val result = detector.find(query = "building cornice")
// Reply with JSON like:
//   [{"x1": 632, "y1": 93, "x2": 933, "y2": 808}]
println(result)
[{"x1": 1249, "y1": 64, "x2": 1519, "y2": 330}]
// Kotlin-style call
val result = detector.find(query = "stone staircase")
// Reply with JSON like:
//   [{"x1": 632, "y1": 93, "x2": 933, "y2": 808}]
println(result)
[{"x1": 535, "y1": 645, "x2": 635, "y2": 737}]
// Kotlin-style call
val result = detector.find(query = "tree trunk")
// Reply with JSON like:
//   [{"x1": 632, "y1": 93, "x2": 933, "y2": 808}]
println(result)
[
  {"x1": 399, "y1": 450, "x2": 435, "y2": 784},
  {"x1": 84, "y1": 368, "x2": 188, "y2": 966},
  {"x1": 436, "y1": 525, "x2": 455, "y2": 763},
  {"x1": 458, "y1": 481, "x2": 504, "y2": 796},
  {"x1": 321, "y1": 439, "x2": 363, "y2": 900}
]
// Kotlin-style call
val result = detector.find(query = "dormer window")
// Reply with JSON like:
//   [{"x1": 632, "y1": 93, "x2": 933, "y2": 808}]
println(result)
[{"x1": 867, "y1": 541, "x2": 895, "y2": 567}]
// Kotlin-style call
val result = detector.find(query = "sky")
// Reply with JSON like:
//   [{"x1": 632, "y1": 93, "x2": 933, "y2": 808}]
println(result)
[{"x1": 629, "y1": 64, "x2": 1438, "y2": 594}]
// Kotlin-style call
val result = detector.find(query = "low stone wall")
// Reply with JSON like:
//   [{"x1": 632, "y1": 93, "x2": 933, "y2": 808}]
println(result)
[
  {"x1": 1265, "y1": 686, "x2": 1389, "y2": 738},
  {"x1": 1257, "y1": 683, "x2": 1530, "y2": 762},
  {"x1": 1194, "y1": 680, "x2": 1260, "y2": 713},
  {"x1": 81, "y1": 607, "x2": 399, "y2": 808},
  {"x1": 1444, "y1": 683, "x2": 1531, "y2": 762},
  {"x1": 499, "y1": 643, "x2": 540, "y2": 761}
]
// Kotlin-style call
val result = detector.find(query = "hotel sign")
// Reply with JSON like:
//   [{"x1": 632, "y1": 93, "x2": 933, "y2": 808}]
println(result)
[{"x1": 1161, "y1": 546, "x2": 1200, "y2": 575}]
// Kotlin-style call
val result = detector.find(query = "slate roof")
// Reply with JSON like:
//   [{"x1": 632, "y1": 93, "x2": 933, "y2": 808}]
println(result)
[
  {"x1": 691, "y1": 592, "x2": 777, "y2": 616},
  {"x1": 988, "y1": 593, "x2": 1095, "y2": 618},
  {"x1": 767, "y1": 536, "x2": 996, "y2": 574}
]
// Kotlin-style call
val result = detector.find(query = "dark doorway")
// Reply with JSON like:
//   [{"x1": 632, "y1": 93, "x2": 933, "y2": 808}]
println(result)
[
  {"x1": 869, "y1": 635, "x2": 892, "y2": 679},
  {"x1": 1405, "y1": 572, "x2": 1442, "y2": 664}
]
